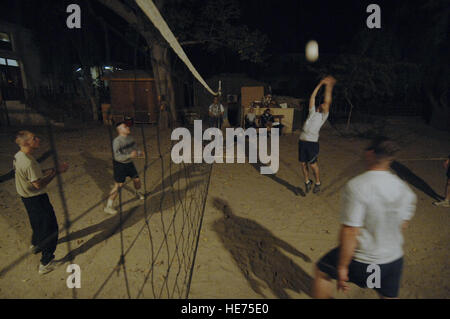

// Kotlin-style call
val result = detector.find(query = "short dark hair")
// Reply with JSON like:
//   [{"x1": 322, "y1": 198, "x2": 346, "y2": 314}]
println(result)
[
  {"x1": 115, "y1": 121, "x2": 126, "y2": 128},
  {"x1": 366, "y1": 136, "x2": 399, "y2": 161}
]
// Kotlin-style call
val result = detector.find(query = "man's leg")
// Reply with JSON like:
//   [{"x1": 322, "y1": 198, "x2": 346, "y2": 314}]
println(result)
[
  {"x1": 108, "y1": 182, "x2": 123, "y2": 201},
  {"x1": 133, "y1": 178, "x2": 141, "y2": 190},
  {"x1": 22, "y1": 197, "x2": 42, "y2": 252},
  {"x1": 301, "y1": 162, "x2": 310, "y2": 183},
  {"x1": 312, "y1": 265, "x2": 334, "y2": 298},
  {"x1": 310, "y1": 142, "x2": 321, "y2": 193},
  {"x1": 104, "y1": 182, "x2": 123, "y2": 214},
  {"x1": 310, "y1": 161, "x2": 321, "y2": 185},
  {"x1": 133, "y1": 178, "x2": 145, "y2": 200},
  {"x1": 433, "y1": 178, "x2": 450, "y2": 207},
  {"x1": 40, "y1": 195, "x2": 58, "y2": 266},
  {"x1": 299, "y1": 140, "x2": 313, "y2": 192}
]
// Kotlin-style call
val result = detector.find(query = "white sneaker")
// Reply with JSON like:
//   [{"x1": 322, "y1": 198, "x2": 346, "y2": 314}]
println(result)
[
  {"x1": 104, "y1": 206, "x2": 118, "y2": 215},
  {"x1": 433, "y1": 199, "x2": 450, "y2": 207},
  {"x1": 38, "y1": 260, "x2": 55, "y2": 275},
  {"x1": 136, "y1": 191, "x2": 145, "y2": 200}
]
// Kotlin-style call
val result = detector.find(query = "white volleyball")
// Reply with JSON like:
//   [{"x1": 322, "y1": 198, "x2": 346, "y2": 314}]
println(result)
[{"x1": 305, "y1": 40, "x2": 319, "y2": 62}]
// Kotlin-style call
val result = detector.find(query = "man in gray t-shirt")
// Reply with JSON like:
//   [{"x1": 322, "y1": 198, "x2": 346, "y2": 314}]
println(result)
[
  {"x1": 104, "y1": 122, "x2": 146, "y2": 215},
  {"x1": 298, "y1": 76, "x2": 336, "y2": 195},
  {"x1": 312, "y1": 137, "x2": 417, "y2": 299},
  {"x1": 13, "y1": 130, "x2": 69, "y2": 275}
]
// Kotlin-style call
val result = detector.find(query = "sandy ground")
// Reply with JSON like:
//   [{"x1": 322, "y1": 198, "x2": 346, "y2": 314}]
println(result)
[{"x1": 0, "y1": 117, "x2": 449, "y2": 299}]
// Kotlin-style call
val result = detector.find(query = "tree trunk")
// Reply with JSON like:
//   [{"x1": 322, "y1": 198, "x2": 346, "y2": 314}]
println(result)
[
  {"x1": 79, "y1": 74, "x2": 99, "y2": 122},
  {"x1": 96, "y1": 0, "x2": 177, "y2": 124},
  {"x1": 150, "y1": 43, "x2": 177, "y2": 124}
]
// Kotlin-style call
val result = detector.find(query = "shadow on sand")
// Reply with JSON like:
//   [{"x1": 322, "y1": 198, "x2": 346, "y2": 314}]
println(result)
[
  {"x1": 249, "y1": 162, "x2": 305, "y2": 196},
  {"x1": 212, "y1": 197, "x2": 312, "y2": 299},
  {"x1": 391, "y1": 160, "x2": 443, "y2": 201},
  {"x1": 56, "y1": 168, "x2": 208, "y2": 263}
]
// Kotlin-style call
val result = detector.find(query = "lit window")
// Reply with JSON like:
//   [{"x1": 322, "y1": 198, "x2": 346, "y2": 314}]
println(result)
[
  {"x1": 0, "y1": 57, "x2": 6, "y2": 65},
  {"x1": 7, "y1": 59, "x2": 19, "y2": 67}
]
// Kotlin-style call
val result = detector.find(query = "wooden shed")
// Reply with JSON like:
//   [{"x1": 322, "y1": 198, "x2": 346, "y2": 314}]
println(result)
[{"x1": 103, "y1": 70, "x2": 159, "y2": 124}]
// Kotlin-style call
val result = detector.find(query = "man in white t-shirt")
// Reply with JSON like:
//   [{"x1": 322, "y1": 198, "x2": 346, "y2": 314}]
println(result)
[
  {"x1": 208, "y1": 96, "x2": 225, "y2": 129},
  {"x1": 312, "y1": 137, "x2": 417, "y2": 299},
  {"x1": 298, "y1": 76, "x2": 336, "y2": 194}
]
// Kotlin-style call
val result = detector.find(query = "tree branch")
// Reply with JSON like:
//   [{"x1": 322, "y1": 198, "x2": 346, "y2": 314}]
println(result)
[
  {"x1": 179, "y1": 38, "x2": 221, "y2": 46},
  {"x1": 96, "y1": 0, "x2": 139, "y2": 25}
]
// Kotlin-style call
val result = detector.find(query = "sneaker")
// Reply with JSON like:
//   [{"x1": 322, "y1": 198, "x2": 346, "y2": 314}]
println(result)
[
  {"x1": 29, "y1": 245, "x2": 42, "y2": 255},
  {"x1": 313, "y1": 183, "x2": 321, "y2": 194},
  {"x1": 433, "y1": 199, "x2": 450, "y2": 207},
  {"x1": 104, "y1": 206, "x2": 118, "y2": 215},
  {"x1": 305, "y1": 180, "x2": 313, "y2": 193},
  {"x1": 136, "y1": 191, "x2": 145, "y2": 200},
  {"x1": 38, "y1": 260, "x2": 55, "y2": 275}
]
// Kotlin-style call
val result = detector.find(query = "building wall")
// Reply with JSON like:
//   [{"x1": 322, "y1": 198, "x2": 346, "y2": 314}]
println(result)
[{"x1": 0, "y1": 20, "x2": 43, "y2": 91}]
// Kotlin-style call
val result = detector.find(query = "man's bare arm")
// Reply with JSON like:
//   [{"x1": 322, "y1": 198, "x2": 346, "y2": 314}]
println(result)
[
  {"x1": 309, "y1": 80, "x2": 325, "y2": 109},
  {"x1": 336, "y1": 224, "x2": 359, "y2": 292},
  {"x1": 338, "y1": 225, "x2": 359, "y2": 270},
  {"x1": 321, "y1": 76, "x2": 336, "y2": 113},
  {"x1": 31, "y1": 162, "x2": 69, "y2": 190},
  {"x1": 42, "y1": 168, "x2": 55, "y2": 175},
  {"x1": 31, "y1": 169, "x2": 56, "y2": 190}
]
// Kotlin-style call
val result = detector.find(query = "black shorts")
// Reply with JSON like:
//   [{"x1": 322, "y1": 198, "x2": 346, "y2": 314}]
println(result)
[
  {"x1": 113, "y1": 161, "x2": 139, "y2": 183},
  {"x1": 298, "y1": 140, "x2": 319, "y2": 163},
  {"x1": 317, "y1": 247, "x2": 404, "y2": 298},
  {"x1": 447, "y1": 166, "x2": 450, "y2": 179}
]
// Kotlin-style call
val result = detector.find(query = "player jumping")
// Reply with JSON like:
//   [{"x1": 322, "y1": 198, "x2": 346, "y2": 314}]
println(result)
[{"x1": 298, "y1": 75, "x2": 336, "y2": 194}]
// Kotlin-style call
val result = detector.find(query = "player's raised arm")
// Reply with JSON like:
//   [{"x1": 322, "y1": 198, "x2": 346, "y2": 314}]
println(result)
[
  {"x1": 309, "y1": 79, "x2": 325, "y2": 110},
  {"x1": 321, "y1": 76, "x2": 337, "y2": 114}
]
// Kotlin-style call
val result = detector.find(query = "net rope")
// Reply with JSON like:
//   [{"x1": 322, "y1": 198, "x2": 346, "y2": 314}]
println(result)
[
  {"x1": 0, "y1": 83, "x2": 212, "y2": 300},
  {"x1": 135, "y1": 0, "x2": 218, "y2": 96}
]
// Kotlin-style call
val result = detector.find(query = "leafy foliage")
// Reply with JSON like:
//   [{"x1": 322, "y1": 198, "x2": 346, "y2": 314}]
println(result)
[
  {"x1": 308, "y1": 54, "x2": 420, "y2": 118},
  {"x1": 163, "y1": 0, "x2": 269, "y2": 64}
]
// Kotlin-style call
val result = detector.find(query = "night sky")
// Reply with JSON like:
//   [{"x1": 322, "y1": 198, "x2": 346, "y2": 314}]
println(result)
[
  {"x1": 0, "y1": 0, "x2": 399, "y2": 57},
  {"x1": 239, "y1": 0, "x2": 396, "y2": 54},
  {"x1": 0, "y1": 0, "x2": 447, "y2": 100}
]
